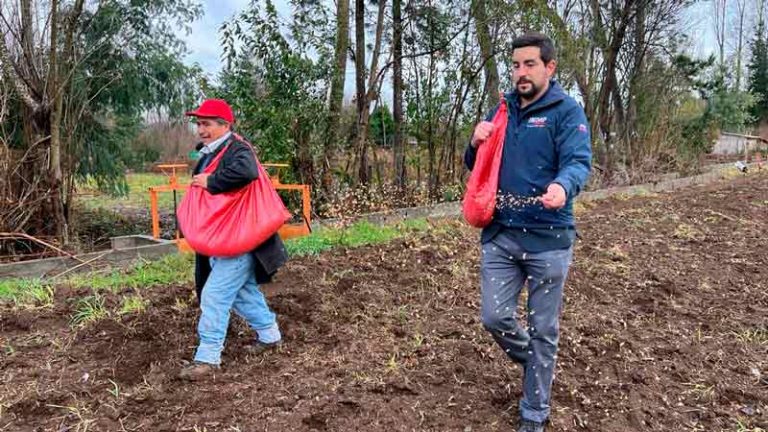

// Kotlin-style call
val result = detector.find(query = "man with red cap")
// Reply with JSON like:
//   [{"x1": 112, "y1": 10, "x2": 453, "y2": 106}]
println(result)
[{"x1": 179, "y1": 99, "x2": 288, "y2": 380}]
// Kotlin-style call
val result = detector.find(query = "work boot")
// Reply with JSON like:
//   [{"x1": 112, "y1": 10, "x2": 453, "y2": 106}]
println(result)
[
  {"x1": 518, "y1": 419, "x2": 545, "y2": 432},
  {"x1": 178, "y1": 361, "x2": 219, "y2": 381},
  {"x1": 245, "y1": 339, "x2": 282, "y2": 355}
]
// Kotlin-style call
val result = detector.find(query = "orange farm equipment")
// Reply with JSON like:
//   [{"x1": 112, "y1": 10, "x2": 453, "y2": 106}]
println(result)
[{"x1": 148, "y1": 162, "x2": 311, "y2": 252}]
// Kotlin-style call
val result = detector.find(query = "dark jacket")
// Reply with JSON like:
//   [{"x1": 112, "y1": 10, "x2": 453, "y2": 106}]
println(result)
[
  {"x1": 465, "y1": 80, "x2": 592, "y2": 230},
  {"x1": 192, "y1": 134, "x2": 288, "y2": 299}
]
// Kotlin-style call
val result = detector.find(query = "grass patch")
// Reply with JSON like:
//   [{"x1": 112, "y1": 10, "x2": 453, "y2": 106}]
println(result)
[
  {"x1": 79, "y1": 172, "x2": 187, "y2": 211},
  {"x1": 119, "y1": 295, "x2": 148, "y2": 315},
  {"x1": 733, "y1": 328, "x2": 768, "y2": 346},
  {"x1": 591, "y1": 245, "x2": 631, "y2": 278},
  {"x1": 0, "y1": 278, "x2": 54, "y2": 307},
  {"x1": 682, "y1": 382, "x2": 715, "y2": 401},
  {"x1": 68, "y1": 253, "x2": 193, "y2": 292},
  {"x1": 285, "y1": 218, "x2": 431, "y2": 256},
  {"x1": 673, "y1": 223, "x2": 703, "y2": 241},
  {"x1": 573, "y1": 199, "x2": 596, "y2": 216},
  {"x1": 736, "y1": 420, "x2": 766, "y2": 432},
  {"x1": 70, "y1": 295, "x2": 108, "y2": 327}
]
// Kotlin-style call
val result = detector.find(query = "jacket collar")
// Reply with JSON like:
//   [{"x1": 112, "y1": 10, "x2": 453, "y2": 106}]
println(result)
[
  {"x1": 504, "y1": 80, "x2": 566, "y2": 114},
  {"x1": 199, "y1": 132, "x2": 233, "y2": 155}
]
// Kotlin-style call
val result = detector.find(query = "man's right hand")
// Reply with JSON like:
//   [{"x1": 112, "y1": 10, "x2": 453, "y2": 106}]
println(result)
[{"x1": 471, "y1": 121, "x2": 495, "y2": 147}]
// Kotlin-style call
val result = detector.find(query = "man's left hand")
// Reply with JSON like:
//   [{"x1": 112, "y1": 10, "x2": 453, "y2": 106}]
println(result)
[
  {"x1": 192, "y1": 173, "x2": 210, "y2": 189},
  {"x1": 541, "y1": 183, "x2": 566, "y2": 210}
]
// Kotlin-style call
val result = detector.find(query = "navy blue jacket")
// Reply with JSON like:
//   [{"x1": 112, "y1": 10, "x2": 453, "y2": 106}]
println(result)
[{"x1": 465, "y1": 81, "x2": 591, "y2": 231}]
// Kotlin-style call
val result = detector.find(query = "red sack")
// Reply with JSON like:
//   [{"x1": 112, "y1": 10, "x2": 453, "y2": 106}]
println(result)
[
  {"x1": 462, "y1": 100, "x2": 508, "y2": 228},
  {"x1": 177, "y1": 142, "x2": 291, "y2": 257}
]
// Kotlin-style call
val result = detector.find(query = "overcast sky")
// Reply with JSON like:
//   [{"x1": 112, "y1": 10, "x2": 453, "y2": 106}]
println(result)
[
  {"x1": 179, "y1": 0, "x2": 720, "y2": 93},
  {"x1": 180, "y1": 0, "x2": 253, "y2": 77}
]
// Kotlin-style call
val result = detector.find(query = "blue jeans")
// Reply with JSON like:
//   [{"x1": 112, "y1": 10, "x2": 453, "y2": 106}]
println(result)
[
  {"x1": 194, "y1": 253, "x2": 281, "y2": 365},
  {"x1": 480, "y1": 230, "x2": 573, "y2": 423}
]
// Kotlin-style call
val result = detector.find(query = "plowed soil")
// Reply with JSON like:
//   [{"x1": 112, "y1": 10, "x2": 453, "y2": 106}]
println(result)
[{"x1": 1, "y1": 172, "x2": 767, "y2": 431}]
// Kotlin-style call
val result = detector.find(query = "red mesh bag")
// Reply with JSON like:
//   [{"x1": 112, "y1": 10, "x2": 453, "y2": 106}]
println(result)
[
  {"x1": 462, "y1": 100, "x2": 508, "y2": 228},
  {"x1": 177, "y1": 142, "x2": 291, "y2": 257}
]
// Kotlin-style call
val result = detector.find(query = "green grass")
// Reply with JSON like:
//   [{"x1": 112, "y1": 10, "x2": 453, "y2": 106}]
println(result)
[
  {"x1": 1, "y1": 218, "x2": 439, "y2": 306},
  {"x1": 0, "y1": 254, "x2": 193, "y2": 307},
  {"x1": 119, "y1": 295, "x2": 148, "y2": 315},
  {"x1": 0, "y1": 278, "x2": 54, "y2": 306},
  {"x1": 79, "y1": 172, "x2": 188, "y2": 212},
  {"x1": 67, "y1": 253, "x2": 194, "y2": 292},
  {"x1": 70, "y1": 294, "x2": 108, "y2": 327},
  {"x1": 285, "y1": 218, "x2": 431, "y2": 256}
]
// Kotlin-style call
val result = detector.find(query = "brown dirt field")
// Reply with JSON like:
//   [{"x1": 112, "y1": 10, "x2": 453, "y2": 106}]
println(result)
[{"x1": 1, "y1": 172, "x2": 767, "y2": 432}]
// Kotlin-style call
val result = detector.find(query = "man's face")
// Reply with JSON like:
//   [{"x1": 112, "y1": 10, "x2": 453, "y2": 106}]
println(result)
[
  {"x1": 195, "y1": 118, "x2": 230, "y2": 144},
  {"x1": 511, "y1": 46, "x2": 556, "y2": 101}
]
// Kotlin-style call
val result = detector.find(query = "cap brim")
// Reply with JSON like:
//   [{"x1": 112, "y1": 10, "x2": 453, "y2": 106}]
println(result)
[{"x1": 185, "y1": 110, "x2": 231, "y2": 122}]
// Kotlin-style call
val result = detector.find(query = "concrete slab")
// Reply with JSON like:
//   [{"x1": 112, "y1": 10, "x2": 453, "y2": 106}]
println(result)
[{"x1": 0, "y1": 236, "x2": 177, "y2": 280}]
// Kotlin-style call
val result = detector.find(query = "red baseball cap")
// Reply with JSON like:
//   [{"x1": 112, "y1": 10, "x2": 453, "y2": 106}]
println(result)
[{"x1": 185, "y1": 99, "x2": 235, "y2": 123}]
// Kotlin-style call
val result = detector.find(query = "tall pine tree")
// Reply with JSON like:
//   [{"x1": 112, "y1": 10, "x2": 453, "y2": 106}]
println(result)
[{"x1": 748, "y1": 16, "x2": 768, "y2": 122}]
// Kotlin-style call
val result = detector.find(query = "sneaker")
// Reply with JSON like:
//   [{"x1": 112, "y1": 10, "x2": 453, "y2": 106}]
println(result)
[
  {"x1": 178, "y1": 361, "x2": 219, "y2": 381},
  {"x1": 245, "y1": 339, "x2": 282, "y2": 355},
  {"x1": 518, "y1": 419, "x2": 545, "y2": 432}
]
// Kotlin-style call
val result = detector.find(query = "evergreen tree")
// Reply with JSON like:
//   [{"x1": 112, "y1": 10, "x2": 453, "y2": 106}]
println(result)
[{"x1": 748, "y1": 17, "x2": 768, "y2": 122}]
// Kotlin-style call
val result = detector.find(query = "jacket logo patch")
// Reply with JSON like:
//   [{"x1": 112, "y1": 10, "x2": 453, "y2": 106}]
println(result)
[
  {"x1": 527, "y1": 117, "x2": 548, "y2": 128},
  {"x1": 578, "y1": 123, "x2": 588, "y2": 133}
]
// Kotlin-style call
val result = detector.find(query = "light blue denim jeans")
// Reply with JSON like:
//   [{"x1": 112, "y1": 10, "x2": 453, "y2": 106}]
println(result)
[
  {"x1": 480, "y1": 230, "x2": 573, "y2": 423},
  {"x1": 194, "y1": 253, "x2": 281, "y2": 365}
]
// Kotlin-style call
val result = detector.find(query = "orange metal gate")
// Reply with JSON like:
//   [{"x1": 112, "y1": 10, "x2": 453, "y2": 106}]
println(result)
[{"x1": 148, "y1": 163, "x2": 311, "y2": 252}]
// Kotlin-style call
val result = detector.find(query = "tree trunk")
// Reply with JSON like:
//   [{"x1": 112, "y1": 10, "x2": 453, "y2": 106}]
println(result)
[
  {"x1": 714, "y1": 0, "x2": 727, "y2": 67},
  {"x1": 293, "y1": 117, "x2": 315, "y2": 187},
  {"x1": 392, "y1": 0, "x2": 406, "y2": 191},
  {"x1": 321, "y1": 0, "x2": 350, "y2": 197},
  {"x1": 445, "y1": 14, "x2": 476, "y2": 183},
  {"x1": 354, "y1": 0, "x2": 368, "y2": 184},
  {"x1": 472, "y1": 0, "x2": 500, "y2": 111},
  {"x1": 593, "y1": 0, "x2": 636, "y2": 173},
  {"x1": 625, "y1": 0, "x2": 646, "y2": 166},
  {"x1": 735, "y1": 0, "x2": 746, "y2": 90},
  {"x1": 354, "y1": 0, "x2": 388, "y2": 186},
  {"x1": 408, "y1": 29, "x2": 423, "y2": 190},
  {"x1": 59, "y1": 0, "x2": 86, "y2": 226},
  {"x1": 48, "y1": 0, "x2": 70, "y2": 243},
  {"x1": 426, "y1": 50, "x2": 437, "y2": 198},
  {"x1": 20, "y1": 0, "x2": 42, "y2": 92}
]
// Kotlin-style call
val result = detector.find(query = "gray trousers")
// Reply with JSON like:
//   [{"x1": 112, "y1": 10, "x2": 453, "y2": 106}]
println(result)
[{"x1": 480, "y1": 230, "x2": 573, "y2": 423}]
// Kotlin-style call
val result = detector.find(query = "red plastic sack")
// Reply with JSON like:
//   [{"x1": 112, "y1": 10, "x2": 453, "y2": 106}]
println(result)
[
  {"x1": 177, "y1": 142, "x2": 291, "y2": 257},
  {"x1": 462, "y1": 100, "x2": 508, "y2": 228}
]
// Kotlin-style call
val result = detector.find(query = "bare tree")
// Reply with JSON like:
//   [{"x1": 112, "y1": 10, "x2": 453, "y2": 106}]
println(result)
[
  {"x1": 714, "y1": 0, "x2": 728, "y2": 66},
  {"x1": 1, "y1": 0, "x2": 85, "y2": 243},
  {"x1": 322, "y1": 0, "x2": 351, "y2": 197},
  {"x1": 0, "y1": 75, "x2": 10, "y2": 207},
  {"x1": 733, "y1": 0, "x2": 747, "y2": 89},
  {"x1": 354, "y1": 0, "x2": 388, "y2": 185},
  {"x1": 472, "y1": 0, "x2": 500, "y2": 111},
  {"x1": 392, "y1": 0, "x2": 406, "y2": 191}
]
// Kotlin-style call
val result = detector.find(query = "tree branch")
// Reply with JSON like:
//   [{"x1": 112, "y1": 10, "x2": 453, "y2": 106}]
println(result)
[{"x1": 0, "y1": 37, "x2": 41, "y2": 112}]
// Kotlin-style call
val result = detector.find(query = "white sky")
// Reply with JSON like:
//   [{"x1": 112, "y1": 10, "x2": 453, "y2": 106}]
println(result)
[
  {"x1": 179, "y1": 0, "x2": 722, "y2": 95},
  {"x1": 180, "y1": 0, "x2": 253, "y2": 77}
]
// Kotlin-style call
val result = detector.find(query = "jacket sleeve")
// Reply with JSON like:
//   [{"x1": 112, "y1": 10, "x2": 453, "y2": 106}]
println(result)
[
  {"x1": 207, "y1": 142, "x2": 259, "y2": 194},
  {"x1": 551, "y1": 104, "x2": 592, "y2": 199},
  {"x1": 464, "y1": 105, "x2": 500, "y2": 171}
]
